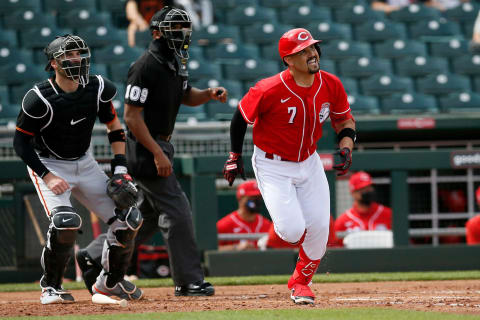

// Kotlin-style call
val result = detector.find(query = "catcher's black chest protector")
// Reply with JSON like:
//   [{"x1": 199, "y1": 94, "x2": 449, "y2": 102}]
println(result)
[{"x1": 34, "y1": 77, "x2": 100, "y2": 159}]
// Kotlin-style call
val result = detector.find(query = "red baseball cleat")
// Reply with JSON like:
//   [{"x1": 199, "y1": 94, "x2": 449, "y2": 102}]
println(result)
[{"x1": 290, "y1": 282, "x2": 315, "y2": 305}]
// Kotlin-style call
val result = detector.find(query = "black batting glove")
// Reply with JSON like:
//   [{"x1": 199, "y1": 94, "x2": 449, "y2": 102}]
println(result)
[
  {"x1": 333, "y1": 148, "x2": 352, "y2": 176},
  {"x1": 223, "y1": 152, "x2": 246, "y2": 186}
]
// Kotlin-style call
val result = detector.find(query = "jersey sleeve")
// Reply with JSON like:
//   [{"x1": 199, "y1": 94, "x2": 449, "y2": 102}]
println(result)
[
  {"x1": 16, "y1": 88, "x2": 50, "y2": 136},
  {"x1": 329, "y1": 75, "x2": 354, "y2": 126},
  {"x1": 216, "y1": 214, "x2": 234, "y2": 234},
  {"x1": 97, "y1": 76, "x2": 118, "y2": 124},
  {"x1": 125, "y1": 60, "x2": 152, "y2": 108},
  {"x1": 100, "y1": 76, "x2": 117, "y2": 102},
  {"x1": 238, "y1": 85, "x2": 264, "y2": 124}
]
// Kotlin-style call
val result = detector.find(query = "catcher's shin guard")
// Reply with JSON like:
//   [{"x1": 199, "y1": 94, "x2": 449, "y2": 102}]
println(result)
[
  {"x1": 41, "y1": 206, "x2": 82, "y2": 289},
  {"x1": 288, "y1": 246, "x2": 321, "y2": 289},
  {"x1": 101, "y1": 207, "x2": 143, "y2": 287}
]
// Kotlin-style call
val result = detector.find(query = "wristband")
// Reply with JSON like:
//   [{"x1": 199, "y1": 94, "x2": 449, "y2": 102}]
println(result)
[
  {"x1": 337, "y1": 128, "x2": 356, "y2": 145},
  {"x1": 108, "y1": 129, "x2": 126, "y2": 144}
]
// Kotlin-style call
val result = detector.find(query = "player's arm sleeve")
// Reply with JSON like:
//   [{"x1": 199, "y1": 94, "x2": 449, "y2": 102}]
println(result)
[
  {"x1": 329, "y1": 76, "x2": 354, "y2": 128},
  {"x1": 230, "y1": 109, "x2": 248, "y2": 154},
  {"x1": 14, "y1": 89, "x2": 50, "y2": 178}
]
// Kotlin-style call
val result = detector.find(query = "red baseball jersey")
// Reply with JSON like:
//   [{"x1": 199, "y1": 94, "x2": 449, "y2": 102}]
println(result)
[
  {"x1": 238, "y1": 70, "x2": 353, "y2": 162},
  {"x1": 216, "y1": 211, "x2": 272, "y2": 246},
  {"x1": 466, "y1": 214, "x2": 480, "y2": 245},
  {"x1": 334, "y1": 203, "x2": 392, "y2": 246}
]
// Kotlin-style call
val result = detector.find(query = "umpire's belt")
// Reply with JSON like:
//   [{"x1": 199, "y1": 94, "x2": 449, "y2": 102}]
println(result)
[
  {"x1": 265, "y1": 153, "x2": 293, "y2": 162},
  {"x1": 155, "y1": 134, "x2": 172, "y2": 142}
]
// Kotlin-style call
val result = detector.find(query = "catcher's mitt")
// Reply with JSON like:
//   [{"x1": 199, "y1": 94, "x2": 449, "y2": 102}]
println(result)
[{"x1": 106, "y1": 173, "x2": 138, "y2": 210}]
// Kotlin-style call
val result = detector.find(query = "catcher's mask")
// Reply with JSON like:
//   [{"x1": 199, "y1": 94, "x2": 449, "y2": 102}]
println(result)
[
  {"x1": 150, "y1": 7, "x2": 192, "y2": 63},
  {"x1": 44, "y1": 34, "x2": 91, "y2": 86}
]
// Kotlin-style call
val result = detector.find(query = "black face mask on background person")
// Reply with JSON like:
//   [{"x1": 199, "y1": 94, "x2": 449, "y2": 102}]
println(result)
[
  {"x1": 245, "y1": 199, "x2": 262, "y2": 213},
  {"x1": 359, "y1": 190, "x2": 376, "y2": 207}
]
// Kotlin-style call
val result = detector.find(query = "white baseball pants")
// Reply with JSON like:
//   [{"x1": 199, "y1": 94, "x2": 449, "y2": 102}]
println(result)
[{"x1": 252, "y1": 146, "x2": 330, "y2": 260}]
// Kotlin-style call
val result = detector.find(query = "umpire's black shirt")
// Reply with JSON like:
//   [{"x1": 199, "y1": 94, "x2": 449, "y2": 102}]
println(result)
[{"x1": 125, "y1": 38, "x2": 191, "y2": 136}]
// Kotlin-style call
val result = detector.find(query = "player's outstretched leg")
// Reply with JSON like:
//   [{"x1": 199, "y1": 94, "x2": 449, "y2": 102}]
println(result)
[
  {"x1": 40, "y1": 206, "x2": 81, "y2": 304},
  {"x1": 287, "y1": 246, "x2": 320, "y2": 305},
  {"x1": 92, "y1": 207, "x2": 144, "y2": 300}
]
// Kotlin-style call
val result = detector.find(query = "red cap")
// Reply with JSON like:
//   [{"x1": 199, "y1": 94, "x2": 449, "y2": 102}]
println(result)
[
  {"x1": 278, "y1": 28, "x2": 321, "y2": 60},
  {"x1": 476, "y1": 186, "x2": 480, "y2": 204},
  {"x1": 236, "y1": 180, "x2": 261, "y2": 199},
  {"x1": 349, "y1": 171, "x2": 372, "y2": 192},
  {"x1": 445, "y1": 190, "x2": 466, "y2": 212}
]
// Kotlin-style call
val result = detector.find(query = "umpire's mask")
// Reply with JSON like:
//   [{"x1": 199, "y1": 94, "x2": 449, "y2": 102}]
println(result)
[
  {"x1": 152, "y1": 7, "x2": 192, "y2": 64},
  {"x1": 44, "y1": 34, "x2": 91, "y2": 86}
]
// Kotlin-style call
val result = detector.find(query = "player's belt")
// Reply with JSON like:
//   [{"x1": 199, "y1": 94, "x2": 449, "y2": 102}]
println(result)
[
  {"x1": 155, "y1": 134, "x2": 172, "y2": 142},
  {"x1": 264, "y1": 153, "x2": 293, "y2": 162}
]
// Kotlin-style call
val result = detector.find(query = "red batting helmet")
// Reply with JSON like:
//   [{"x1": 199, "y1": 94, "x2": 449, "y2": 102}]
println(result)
[{"x1": 278, "y1": 28, "x2": 321, "y2": 60}]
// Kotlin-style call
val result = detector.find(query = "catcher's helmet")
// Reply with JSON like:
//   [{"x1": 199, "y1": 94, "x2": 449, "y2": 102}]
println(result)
[
  {"x1": 278, "y1": 28, "x2": 321, "y2": 61},
  {"x1": 150, "y1": 6, "x2": 192, "y2": 62},
  {"x1": 44, "y1": 34, "x2": 91, "y2": 86}
]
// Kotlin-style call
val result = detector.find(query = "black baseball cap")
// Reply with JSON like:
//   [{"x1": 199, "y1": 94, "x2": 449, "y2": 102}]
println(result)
[
  {"x1": 44, "y1": 35, "x2": 68, "y2": 71},
  {"x1": 150, "y1": 6, "x2": 171, "y2": 31}
]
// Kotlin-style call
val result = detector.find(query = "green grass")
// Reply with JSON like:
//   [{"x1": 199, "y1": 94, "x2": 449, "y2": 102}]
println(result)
[
  {"x1": 1, "y1": 270, "x2": 480, "y2": 292},
  {"x1": 2, "y1": 308, "x2": 480, "y2": 320}
]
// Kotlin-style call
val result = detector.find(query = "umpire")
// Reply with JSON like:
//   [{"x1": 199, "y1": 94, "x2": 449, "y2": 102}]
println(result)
[
  {"x1": 77, "y1": 6, "x2": 227, "y2": 296},
  {"x1": 124, "y1": 6, "x2": 227, "y2": 296}
]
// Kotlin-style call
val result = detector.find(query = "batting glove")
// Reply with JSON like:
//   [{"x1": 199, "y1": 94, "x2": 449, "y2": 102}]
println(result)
[
  {"x1": 333, "y1": 148, "x2": 352, "y2": 176},
  {"x1": 223, "y1": 152, "x2": 246, "y2": 186}
]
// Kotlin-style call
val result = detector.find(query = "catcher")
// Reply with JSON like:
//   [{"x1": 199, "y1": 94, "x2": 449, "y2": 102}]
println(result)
[{"x1": 13, "y1": 34, "x2": 143, "y2": 304}]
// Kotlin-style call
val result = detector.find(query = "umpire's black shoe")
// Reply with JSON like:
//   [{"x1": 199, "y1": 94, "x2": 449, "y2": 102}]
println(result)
[
  {"x1": 174, "y1": 281, "x2": 215, "y2": 296},
  {"x1": 75, "y1": 249, "x2": 102, "y2": 295}
]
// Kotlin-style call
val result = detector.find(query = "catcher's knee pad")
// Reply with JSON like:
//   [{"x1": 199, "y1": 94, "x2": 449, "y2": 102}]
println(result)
[
  {"x1": 108, "y1": 206, "x2": 143, "y2": 246},
  {"x1": 51, "y1": 206, "x2": 82, "y2": 245},
  {"x1": 42, "y1": 206, "x2": 81, "y2": 288}
]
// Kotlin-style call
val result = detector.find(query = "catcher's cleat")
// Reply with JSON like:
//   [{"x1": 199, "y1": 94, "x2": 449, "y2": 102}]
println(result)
[
  {"x1": 174, "y1": 281, "x2": 215, "y2": 296},
  {"x1": 39, "y1": 275, "x2": 75, "y2": 304},
  {"x1": 290, "y1": 283, "x2": 315, "y2": 305},
  {"x1": 93, "y1": 276, "x2": 143, "y2": 301},
  {"x1": 40, "y1": 287, "x2": 75, "y2": 305}
]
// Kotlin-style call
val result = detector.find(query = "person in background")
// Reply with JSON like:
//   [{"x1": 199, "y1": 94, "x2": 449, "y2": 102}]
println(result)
[
  {"x1": 438, "y1": 189, "x2": 466, "y2": 244},
  {"x1": 334, "y1": 171, "x2": 392, "y2": 247},
  {"x1": 466, "y1": 186, "x2": 480, "y2": 245},
  {"x1": 216, "y1": 180, "x2": 272, "y2": 251},
  {"x1": 126, "y1": 0, "x2": 173, "y2": 47}
]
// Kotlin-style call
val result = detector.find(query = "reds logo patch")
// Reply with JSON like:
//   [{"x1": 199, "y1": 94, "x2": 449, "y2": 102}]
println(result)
[{"x1": 318, "y1": 102, "x2": 330, "y2": 123}]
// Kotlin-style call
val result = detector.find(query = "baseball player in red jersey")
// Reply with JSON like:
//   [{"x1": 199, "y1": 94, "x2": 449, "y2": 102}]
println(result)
[
  {"x1": 334, "y1": 171, "x2": 392, "y2": 246},
  {"x1": 223, "y1": 28, "x2": 356, "y2": 304},
  {"x1": 217, "y1": 180, "x2": 271, "y2": 251},
  {"x1": 466, "y1": 186, "x2": 480, "y2": 244}
]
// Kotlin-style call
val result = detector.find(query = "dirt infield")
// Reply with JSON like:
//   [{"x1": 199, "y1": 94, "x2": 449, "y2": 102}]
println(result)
[{"x1": 1, "y1": 280, "x2": 480, "y2": 317}]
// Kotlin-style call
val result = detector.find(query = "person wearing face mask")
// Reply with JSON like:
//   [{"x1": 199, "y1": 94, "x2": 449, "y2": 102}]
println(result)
[
  {"x1": 334, "y1": 171, "x2": 392, "y2": 247},
  {"x1": 216, "y1": 180, "x2": 272, "y2": 251}
]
